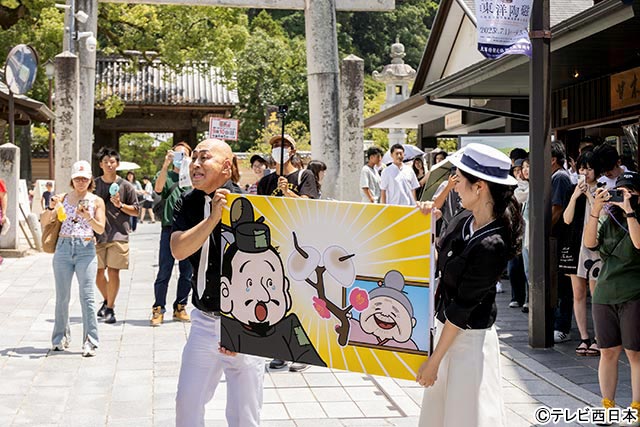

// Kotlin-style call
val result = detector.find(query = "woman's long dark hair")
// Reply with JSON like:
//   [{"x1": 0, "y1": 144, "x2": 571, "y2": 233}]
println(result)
[
  {"x1": 307, "y1": 160, "x2": 327, "y2": 192},
  {"x1": 460, "y1": 169, "x2": 524, "y2": 258},
  {"x1": 412, "y1": 158, "x2": 425, "y2": 178}
]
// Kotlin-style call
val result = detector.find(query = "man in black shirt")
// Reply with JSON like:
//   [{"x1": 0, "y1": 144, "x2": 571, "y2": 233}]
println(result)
[
  {"x1": 257, "y1": 134, "x2": 318, "y2": 372},
  {"x1": 171, "y1": 139, "x2": 264, "y2": 427},
  {"x1": 257, "y1": 134, "x2": 319, "y2": 199}
]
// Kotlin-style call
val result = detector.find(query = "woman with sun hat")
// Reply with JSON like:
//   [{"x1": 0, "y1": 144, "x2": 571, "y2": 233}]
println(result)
[{"x1": 416, "y1": 143, "x2": 523, "y2": 426}]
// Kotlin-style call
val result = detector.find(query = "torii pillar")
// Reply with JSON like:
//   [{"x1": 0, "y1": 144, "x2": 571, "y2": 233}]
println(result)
[{"x1": 98, "y1": 0, "x2": 395, "y2": 198}]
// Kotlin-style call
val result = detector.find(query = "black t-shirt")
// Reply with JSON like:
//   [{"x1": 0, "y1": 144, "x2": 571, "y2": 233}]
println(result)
[
  {"x1": 257, "y1": 169, "x2": 319, "y2": 199},
  {"x1": 42, "y1": 191, "x2": 53, "y2": 209},
  {"x1": 94, "y1": 177, "x2": 139, "y2": 243},
  {"x1": 172, "y1": 186, "x2": 242, "y2": 312}
]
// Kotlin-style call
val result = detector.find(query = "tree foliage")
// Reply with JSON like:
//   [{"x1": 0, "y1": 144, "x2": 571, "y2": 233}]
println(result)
[
  {"x1": 1, "y1": 1, "x2": 438, "y2": 155},
  {"x1": 118, "y1": 133, "x2": 171, "y2": 178},
  {"x1": 234, "y1": 11, "x2": 308, "y2": 150},
  {"x1": 97, "y1": 4, "x2": 249, "y2": 79}
]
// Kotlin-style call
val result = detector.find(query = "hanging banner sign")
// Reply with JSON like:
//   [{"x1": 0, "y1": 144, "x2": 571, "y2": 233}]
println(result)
[
  {"x1": 209, "y1": 118, "x2": 239, "y2": 141},
  {"x1": 475, "y1": 0, "x2": 533, "y2": 59}
]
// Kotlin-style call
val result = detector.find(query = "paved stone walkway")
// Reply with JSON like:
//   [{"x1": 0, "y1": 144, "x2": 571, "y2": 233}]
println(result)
[{"x1": 0, "y1": 223, "x2": 613, "y2": 426}]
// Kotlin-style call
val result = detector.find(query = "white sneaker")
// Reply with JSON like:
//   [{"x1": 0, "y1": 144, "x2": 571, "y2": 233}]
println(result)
[
  {"x1": 496, "y1": 282, "x2": 504, "y2": 293},
  {"x1": 509, "y1": 301, "x2": 520, "y2": 308},
  {"x1": 554, "y1": 330, "x2": 570, "y2": 343},
  {"x1": 51, "y1": 336, "x2": 70, "y2": 351},
  {"x1": 82, "y1": 341, "x2": 96, "y2": 357}
]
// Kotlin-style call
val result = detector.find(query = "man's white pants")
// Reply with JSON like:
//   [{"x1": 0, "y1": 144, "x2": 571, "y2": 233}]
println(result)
[{"x1": 176, "y1": 309, "x2": 265, "y2": 427}]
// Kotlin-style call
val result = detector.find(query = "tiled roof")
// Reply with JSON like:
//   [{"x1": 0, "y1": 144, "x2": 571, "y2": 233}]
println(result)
[{"x1": 95, "y1": 57, "x2": 238, "y2": 107}]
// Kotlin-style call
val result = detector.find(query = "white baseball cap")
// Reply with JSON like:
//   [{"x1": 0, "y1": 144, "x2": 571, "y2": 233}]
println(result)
[
  {"x1": 71, "y1": 160, "x2": 92, "y2": 179},
  {"x1": 449, "y1": 143, "x2": 517, "y2": 186}
]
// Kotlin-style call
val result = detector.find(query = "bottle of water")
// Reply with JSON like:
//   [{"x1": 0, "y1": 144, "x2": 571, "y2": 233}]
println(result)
[{"x1": 56, "y1": 204, "x2": 67, "y2": 222}]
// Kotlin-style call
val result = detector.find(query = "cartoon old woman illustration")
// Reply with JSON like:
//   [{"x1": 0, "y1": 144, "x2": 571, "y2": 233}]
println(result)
[{"x1": 348, "y1": 270, "x2": 418, "y2": 350}]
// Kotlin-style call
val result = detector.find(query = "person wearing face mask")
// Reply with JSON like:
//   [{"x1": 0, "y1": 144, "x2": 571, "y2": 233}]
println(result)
[
  {"x1": 257, "y1": 135, "x2": 319, "y2": 199},
  {"x1": 257, "y1": 134, "x2": 318, "y2": 372},
  {"x1": 583, "y1": 171, "x2": 640, "y2": 417},
  {"x1": 150, "y1": 142, "x2": 194, "y2": 326}
]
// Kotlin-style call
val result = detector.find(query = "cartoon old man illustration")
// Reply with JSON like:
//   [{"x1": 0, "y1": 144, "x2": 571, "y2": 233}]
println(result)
[
  {"x1": 219, "y1": 197, "x2": 326, "y2": 367},
  {"x1": 348, "y1": 270, "x2": 418, "y2": 350}
]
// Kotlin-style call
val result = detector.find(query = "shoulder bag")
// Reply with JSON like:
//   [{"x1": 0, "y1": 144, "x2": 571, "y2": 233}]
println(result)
[{"x1": 41, "y1": 193, "x2": 66, "y2": 254}]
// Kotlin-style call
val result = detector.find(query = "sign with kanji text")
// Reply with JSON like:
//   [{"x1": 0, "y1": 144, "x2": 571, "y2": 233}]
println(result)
[
  {"x1": 209, "y1": 118, "x2": 239, "y2": 141},
  {"x1": 475, "y1": 0, "x2": 533, "y2": 59},
  {"x1": 611, "y1": 66, "x2": 640, "y2": 111}
]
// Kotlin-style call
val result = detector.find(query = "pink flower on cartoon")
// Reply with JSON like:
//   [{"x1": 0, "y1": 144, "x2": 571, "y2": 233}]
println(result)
[
  {"x1": 349, "y1": 288, "x2": 369, "y2": 311},
  {"x1": 312, "y1": 297, "x2": 331, "y2": 319}
]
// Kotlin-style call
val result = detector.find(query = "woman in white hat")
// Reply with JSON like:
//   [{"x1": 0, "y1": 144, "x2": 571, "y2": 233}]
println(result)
[
  {"x1": 416, "y1": 143, "x2": 523, "y2": 427},
  {"x1": 43, "y1": 161, "x2": 106, "y2": 357}
]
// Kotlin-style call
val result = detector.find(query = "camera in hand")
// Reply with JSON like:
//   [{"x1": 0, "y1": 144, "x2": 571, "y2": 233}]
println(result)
[{"x1": 608, "y1": 189, "x2": 624, "y2": 203}]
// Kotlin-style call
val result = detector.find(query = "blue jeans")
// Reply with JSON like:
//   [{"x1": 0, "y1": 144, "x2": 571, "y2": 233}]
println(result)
[
  {"x1": 52, "y1": 237, "x2": 99, "y2": 347},
  {"x1": 153, "y1": 226, "x2": 193, "y2": 310}
]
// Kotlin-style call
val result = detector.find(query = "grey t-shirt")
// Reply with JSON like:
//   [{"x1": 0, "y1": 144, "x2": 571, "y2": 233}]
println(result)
[
  {"x1": 360, "y1": 165, "x2": 381, "y2": 203},
  {"x1": 95, "y1": 176, "x2": 139, "y2": 243}
]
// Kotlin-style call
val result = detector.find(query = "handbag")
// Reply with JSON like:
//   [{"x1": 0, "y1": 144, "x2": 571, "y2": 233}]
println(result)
[{"x1": 41, "y1": 193, "x2": 66, "y2": 254}]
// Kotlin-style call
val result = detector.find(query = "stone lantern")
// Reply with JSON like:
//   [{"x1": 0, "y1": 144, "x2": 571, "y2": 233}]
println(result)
[{"x1": 372, "y1": 38, "x2": 417, "y2": 146}]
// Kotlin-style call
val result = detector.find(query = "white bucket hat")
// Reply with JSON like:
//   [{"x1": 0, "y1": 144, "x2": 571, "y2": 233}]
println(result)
[
  {"x1": 449, "y1": 143, "x2": 517, "y2": 186},
  {"x1": 71, "y1": 160, "x2": 93, "y2": 179}
]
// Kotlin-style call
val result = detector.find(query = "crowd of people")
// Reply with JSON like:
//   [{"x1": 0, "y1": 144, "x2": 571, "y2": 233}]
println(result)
[
  {"x1": 31, "y1": 133, "x2": 640, "y2": 426},
  {"x1": 359, "y1": 137, "x2": 640, "y2": 424}
]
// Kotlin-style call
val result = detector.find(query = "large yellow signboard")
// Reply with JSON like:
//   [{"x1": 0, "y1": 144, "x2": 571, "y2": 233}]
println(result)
[{"x1": 219, "y1": 194, "x2": 433, "y2": 380}]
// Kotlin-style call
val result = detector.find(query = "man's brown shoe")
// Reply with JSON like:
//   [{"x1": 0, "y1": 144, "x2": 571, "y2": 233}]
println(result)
[
  {"x1": 150, "y1": 306, "x2": 164, "y2": 326},
  {"x1": 173, "y1": 304, "x2": 190, "y2": 322}
]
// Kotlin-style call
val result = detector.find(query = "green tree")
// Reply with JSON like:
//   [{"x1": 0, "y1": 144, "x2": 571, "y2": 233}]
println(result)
[
  {"x1": 234, "y1": 11, "x2": 308, "y2": 151},
  {"x1": 363, "y1": 77, "x2": 389, "y2": 149},
  {"x1": 118, "y1": 133, "x2": 170, "y2": 179},
  {"x1": 97, "y1": 4, "x2": 249, "y2": 79},
  {"x1": 338, "y1": 0, "x2": 438, "y2": 73},
  {"x1": 0, "y1": 2, "x2": 249, "y2": 106}
]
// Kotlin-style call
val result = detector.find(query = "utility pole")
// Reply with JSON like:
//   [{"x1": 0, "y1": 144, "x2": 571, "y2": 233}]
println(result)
[{"x1": 528, "y1": 0, "x2": 554, "y2": 348}]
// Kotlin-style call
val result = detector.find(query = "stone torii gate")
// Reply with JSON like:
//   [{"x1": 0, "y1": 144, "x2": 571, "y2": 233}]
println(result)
[{"x1": 85, "y1": 0, "x2": 394, "y2": 198}]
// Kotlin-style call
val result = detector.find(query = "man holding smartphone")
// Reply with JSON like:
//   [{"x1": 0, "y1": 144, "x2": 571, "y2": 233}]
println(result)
[{"x1": 150, "y1": 142, "x2": 194, "y2": 326}]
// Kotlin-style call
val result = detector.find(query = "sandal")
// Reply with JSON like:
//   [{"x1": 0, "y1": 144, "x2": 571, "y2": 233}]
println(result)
[
  {"x1": 586, "y1": 339, "x2": 600, "y2": 357},
  {"x1": 575, "y1": 338, "x2": 590, "y2": 356}
]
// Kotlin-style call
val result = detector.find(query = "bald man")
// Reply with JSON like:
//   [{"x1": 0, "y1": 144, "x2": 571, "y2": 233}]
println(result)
[{"x1": 171, "y1": 139, "x2": 264, "y2": 427}]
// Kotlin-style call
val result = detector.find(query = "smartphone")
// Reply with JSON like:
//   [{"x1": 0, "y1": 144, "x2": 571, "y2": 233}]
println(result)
[
  {"x1": 173, "y1": 151, "x2": 184, "y2": 163},
  {"x1": 78, "y1": 199, "x2": 89, "y2": 210},
  {"x1": 578, "y1": 175, "x2": 586, "y2": 186},
  {"x1": 608, "y1": 189, "x2": 624, "y2": 203}
]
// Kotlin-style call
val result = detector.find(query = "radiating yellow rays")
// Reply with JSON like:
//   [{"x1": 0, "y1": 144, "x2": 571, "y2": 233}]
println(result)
[{"x1": 223, "y1": 194, "x2": 430, "y2": 380}]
